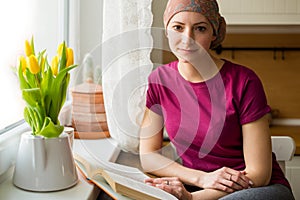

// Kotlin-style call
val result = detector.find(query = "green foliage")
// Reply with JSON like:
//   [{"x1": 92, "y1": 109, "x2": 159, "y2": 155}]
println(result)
[{"x1": 17, "y1": 38, "x2": 77, "y2": 138}]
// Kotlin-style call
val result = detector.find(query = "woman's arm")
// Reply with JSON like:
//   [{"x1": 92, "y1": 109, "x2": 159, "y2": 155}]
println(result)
[
  {"x1": 242, "y1": 114, "x2": 273, "y2": 187},
  {"x1": 139, "y1": 108, "x2": 204, "y2": 185},
  {"x1": 140, "y1": 108, "x2": 252, "y2": 193}
]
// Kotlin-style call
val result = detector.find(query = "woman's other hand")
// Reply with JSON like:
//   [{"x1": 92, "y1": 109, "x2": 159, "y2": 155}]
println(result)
[
  {"x1": 145, "y1": 177, "x2": 192, "y2": 200},
  {"x1": 200, "y1": 167, "x2": 253, "y2": 193}
]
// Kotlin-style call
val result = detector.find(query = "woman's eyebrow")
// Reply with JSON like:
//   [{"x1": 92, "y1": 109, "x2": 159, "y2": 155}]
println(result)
[
  {"x1": 170, "y1": 21, "x2": 209, "y2": 26},
  {"x1": 170, "y1": 21, "x2": 185, "y2": 25},
  {"x1": 193, "y1": 22, "x2": 209, "y2": 26}
]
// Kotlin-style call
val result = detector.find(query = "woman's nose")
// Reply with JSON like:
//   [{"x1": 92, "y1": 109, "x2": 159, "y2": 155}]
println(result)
[{"x1": 181, "y1": 29, "x2": 194, "y2": 45}]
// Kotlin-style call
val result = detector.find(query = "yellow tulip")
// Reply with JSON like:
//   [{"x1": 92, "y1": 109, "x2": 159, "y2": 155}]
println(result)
[
  {"x1": 57, "y1": 43, "x2": 64, "y2": 58},
  {"x1": 19, "y1": 56, "x2": 27, "y2": 72},
  {"x1": 51, "y1": 56, "x2": 58, "y2": 76},
  {"x1": 27, "y1": 55, "x2": 40, "y2": 74},
  {"x1": 25, "y1": 40, "x2": 32, "y2": 57},
  {"x1": 66, "y1": 48, "x2": 74, "y2": 67}
]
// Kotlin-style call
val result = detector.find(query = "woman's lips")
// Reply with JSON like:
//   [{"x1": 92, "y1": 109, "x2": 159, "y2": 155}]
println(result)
[{"x1": 178, "y1": 48, "x2": 198, "y2": 54}]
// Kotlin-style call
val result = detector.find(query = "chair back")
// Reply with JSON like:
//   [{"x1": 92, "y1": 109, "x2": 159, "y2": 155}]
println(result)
[{"x1": 271, "y1": 136, "x2": 296, "y2": 174}]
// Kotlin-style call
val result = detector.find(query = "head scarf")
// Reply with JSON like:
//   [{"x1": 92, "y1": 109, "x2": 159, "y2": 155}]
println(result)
[{"x1": 163, "y1": 0, "x2": 226, "y2": 49}]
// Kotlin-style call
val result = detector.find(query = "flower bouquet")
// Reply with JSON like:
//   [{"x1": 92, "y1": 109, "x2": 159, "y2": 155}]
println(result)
[
  {"x1": 17, "y1": 37, "x2": 77, "y2": 138},
  {"x1": 13, "y1": 37, "x2": 79, "y2": 191}
]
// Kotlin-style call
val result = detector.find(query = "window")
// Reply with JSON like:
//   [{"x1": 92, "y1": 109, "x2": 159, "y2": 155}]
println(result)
[
  {"x1": 0, "y1": 0, "x2": 68, "y2": 131},
  {"x1": 0, "y1": 0, "x2": 69, "y2": 182}
]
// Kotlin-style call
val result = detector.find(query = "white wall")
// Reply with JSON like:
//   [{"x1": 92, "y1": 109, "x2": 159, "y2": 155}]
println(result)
[
  {"x1": 70, "y1": 0, "x2": 103, "y2": 85},
  {"x1": 79, "y1": 0, "x2": 103, "y2": 62},
  {"x1": 28, "y1": 0, "x2": 64, "y2": 58}
]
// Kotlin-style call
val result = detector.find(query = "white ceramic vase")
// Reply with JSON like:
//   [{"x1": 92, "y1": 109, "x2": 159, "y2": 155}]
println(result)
[{"x1": 13, "y1": 129, "x2": 78, "y2": 192}]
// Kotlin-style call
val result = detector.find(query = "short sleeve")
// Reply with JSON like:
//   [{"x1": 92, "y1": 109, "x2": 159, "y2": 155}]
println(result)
[
  {"x1": 146, "y1": 76, "x2": 163, "y2": 116},
  {"x1": 239, "y1": 72, "x2": 271, "y2": 125}
]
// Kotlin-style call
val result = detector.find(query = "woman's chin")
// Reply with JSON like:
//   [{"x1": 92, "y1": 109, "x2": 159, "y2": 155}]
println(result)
[
  {"x1": 177, "y1": 55, "x2": 195, "y2": 64},
  {"x1": 179, "y1": 59, "x2": 189, "y2": 63}
]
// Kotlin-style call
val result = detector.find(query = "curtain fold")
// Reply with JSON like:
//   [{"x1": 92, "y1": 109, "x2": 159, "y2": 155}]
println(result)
[{"x1": 102, "y1": 0, "x2": 153, "y2": 153}]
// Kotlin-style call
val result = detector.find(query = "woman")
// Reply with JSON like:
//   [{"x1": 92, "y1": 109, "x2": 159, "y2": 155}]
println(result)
[{"x1": 139, "y1": 0, "x2": 295, "y2": 199}]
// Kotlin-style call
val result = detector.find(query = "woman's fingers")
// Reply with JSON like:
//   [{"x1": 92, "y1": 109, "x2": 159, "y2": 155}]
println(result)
[
  {"x1": 224, "y1": 168, "x2": 253, "y2": 190},
  {"x1": 220, "y1": 178, "x2": 244, "y2": 192},
  {"x1": 145, "y1": 177, "x2": 192, "y2": 200},
  {"x1": 146, "y1": 177, "x2": 182, "y2": 187},
  {"x1": 229, "y1": 173, "x2": 253, "y2": 189},
  {"x1": 202, "y1": 167, "x2": 253, "y2": 192}
]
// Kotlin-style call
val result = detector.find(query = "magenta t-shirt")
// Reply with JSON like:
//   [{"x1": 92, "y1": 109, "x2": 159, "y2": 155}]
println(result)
[{"x1": 146, "y1": 60, "x2": 290, "y2": 188}]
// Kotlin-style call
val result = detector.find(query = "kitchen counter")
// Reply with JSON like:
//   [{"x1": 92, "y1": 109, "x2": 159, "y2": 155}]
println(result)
[{"x1": 270, "y1": 125, "x2": 300, "y2": 155}]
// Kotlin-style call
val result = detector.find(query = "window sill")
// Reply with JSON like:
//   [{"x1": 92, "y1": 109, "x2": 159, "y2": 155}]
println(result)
[
  {"x1": 0, "y1": 137, "x2": 121, "y2": 199},
  {"x1": 0, "y1": 121, "x2": 30, "y2": 183},
  {"x1": 0, "y1": 165, "x2": 100, "y2": 200}
]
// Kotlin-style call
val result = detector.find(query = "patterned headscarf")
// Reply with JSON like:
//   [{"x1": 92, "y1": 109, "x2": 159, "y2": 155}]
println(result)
[{"x1": 163, "y1": 0, "x2": 226, "y2": 49}]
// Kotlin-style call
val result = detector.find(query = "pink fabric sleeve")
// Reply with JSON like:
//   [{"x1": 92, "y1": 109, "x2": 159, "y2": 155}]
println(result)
[{"x1": 238, "y1": 71, "x2": 271, "y2": 125}]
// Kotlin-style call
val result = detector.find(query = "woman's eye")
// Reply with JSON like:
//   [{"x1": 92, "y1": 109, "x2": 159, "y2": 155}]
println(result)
[
  {"x1": 173, "y1": 25, "x2": 183, "y2": 31},
  {"x1": 196, "y1": 26, "x2": 207, "y2": 32}
]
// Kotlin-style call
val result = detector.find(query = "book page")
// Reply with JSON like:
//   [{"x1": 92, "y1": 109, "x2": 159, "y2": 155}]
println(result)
[
  {"x1": 75, "y1": 158, "x2": 127, "y2": 199},
  {"x1": 73, "y1": 138, "x2": 121, "y2": 163},
  {"x1": 74, "y1": 153, "x2": 177, "y2": 200},
  {"x1": 74, "y1": 153, "x2": 148, "y2": 181},
  {"x1": 104, "y1": 170, "x2": 177, "y2": 200}
]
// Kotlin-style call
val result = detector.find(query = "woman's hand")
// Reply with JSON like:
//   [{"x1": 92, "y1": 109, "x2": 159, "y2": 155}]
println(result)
[
  {"x1": 145, "y1": 177, "x2": 192, "y2": 200},
  {"x1": 200, "y1": 167, "x2": 253, "y2": 193}
]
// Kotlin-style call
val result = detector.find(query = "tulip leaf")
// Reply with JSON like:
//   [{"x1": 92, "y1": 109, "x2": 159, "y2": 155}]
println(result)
[
  {"x1": 18, "y1": 64, "x2": 30, "y2": 90},
  {"x1": 24, "y1": 107, "x2": 36, "y2": 133},
  {"x1": 22, "y1": 88, "x2": 42, "y2": 107},
  {"x1": 30, "y1": 36, "x2": 35, "y2": 55},
  {"x1": 47, "y1": 65, "x2": 77, "y2": 123},
  {"x1": 25, "y1": 69, "x2": 38, "y2": 88},
  {"x1": 37, "y1": 117, "x2": 64, "y2": 138},
  {"x1": 33, "y1": 105, "x2": 46, "y2": 132},
  {"x1": 40, "y1": 64, "x2": 53, "y2": 114}
]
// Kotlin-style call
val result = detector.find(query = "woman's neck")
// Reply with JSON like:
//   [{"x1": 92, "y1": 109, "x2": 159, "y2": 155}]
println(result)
[{"x1": 178, "y1": 56, "x2": 224, "y2": 83}]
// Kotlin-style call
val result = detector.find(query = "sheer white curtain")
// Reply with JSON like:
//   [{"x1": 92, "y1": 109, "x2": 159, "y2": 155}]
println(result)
[{"x1": 102, "y1": 0, "x2": 153, "y2": 153}]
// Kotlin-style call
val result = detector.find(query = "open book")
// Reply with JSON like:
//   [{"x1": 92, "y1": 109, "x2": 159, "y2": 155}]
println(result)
[{"x1": 74, "y1": 153, "x2": 177, "y2": 200}]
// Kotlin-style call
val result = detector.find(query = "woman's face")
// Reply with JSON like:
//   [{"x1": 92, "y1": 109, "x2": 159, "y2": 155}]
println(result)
[{"x1": 166, "y1": 11, "x2": 216, "y2": 63}]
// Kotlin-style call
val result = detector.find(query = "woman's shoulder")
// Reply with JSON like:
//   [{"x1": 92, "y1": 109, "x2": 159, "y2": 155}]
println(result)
[
  {"x1": 222, "y1": 59, "x2": 260, "y2": 81},
  {"x1": 154, "y1": 60, "x2": 178, "y2": 72},
  {"x1": 148, "y1": 60, "x2": 179, "y2": 80}
]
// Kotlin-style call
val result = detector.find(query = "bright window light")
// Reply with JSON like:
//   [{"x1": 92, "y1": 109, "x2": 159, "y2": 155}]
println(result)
[
  {"x1": 0, "y1": 0, "x2": 63, "y2": 131},
  {"x1": 0, "y1": 1, "x2": 35, "y2": 130}
]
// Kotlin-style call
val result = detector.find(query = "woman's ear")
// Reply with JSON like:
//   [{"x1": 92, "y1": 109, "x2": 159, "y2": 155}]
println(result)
[
  {"x1": 211, "y1": 34, "x2": 217, "y2": 42},
  {"x1": 165, "y1": 29, "x2": 168, "y2": 37},
  {"x1": 210, "y1": 35, "x2": 217, "y2": 49}
]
